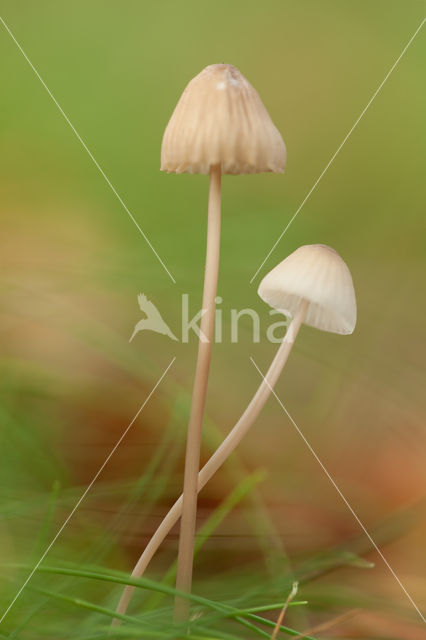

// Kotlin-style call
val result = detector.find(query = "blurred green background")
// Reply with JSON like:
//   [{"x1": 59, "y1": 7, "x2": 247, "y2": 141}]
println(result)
[{"x1": 0, "y1": 1, "x2": 425, "y2": 638}]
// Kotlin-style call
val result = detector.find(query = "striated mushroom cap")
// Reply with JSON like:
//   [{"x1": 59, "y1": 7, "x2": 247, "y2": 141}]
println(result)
[
  {"x1": 258, "y1": 244, "x2": 357, "y2": 334},
  {"x1": 161, "y1": 64, "x2": 286, "y2": 175}
]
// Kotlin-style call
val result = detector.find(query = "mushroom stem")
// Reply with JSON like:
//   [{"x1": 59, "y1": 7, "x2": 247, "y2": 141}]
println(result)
[
  {"x1": 174, "y1": 164, "x2": 222, "y2": 621},
  {"x1": 112, "y1": 299, "x2": 308, "y2": 626}
]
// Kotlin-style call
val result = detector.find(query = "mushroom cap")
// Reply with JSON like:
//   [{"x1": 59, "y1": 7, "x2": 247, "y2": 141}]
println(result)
[
  {"x1": 258, "y1": 244, "x2": 357, "y2": 334},
  {"x1": 161, "y1": 64, "x2": 286, "y2": 175}
]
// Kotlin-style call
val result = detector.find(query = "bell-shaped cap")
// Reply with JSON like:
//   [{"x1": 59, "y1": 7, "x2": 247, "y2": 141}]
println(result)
[
  {"x1": 161, "y1": 64, "x2": 286, "y2": 175},
  {"x1": 258, "y1": 244, "x2": 357, "y2": 334}
]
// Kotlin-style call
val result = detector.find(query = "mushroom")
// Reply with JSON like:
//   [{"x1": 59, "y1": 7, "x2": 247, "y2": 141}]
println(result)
[
  {"x1": 114, "y1": 244, "x2": 356, "y2": 623},
  {"x1": 162, "y1": 63, "x2": 286, "y2": 619}
]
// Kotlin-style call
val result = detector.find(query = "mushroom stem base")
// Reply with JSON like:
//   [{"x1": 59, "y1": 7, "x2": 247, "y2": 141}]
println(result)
[{"x1": 112, "y1": 300, "x2": 308, "y2": 627}]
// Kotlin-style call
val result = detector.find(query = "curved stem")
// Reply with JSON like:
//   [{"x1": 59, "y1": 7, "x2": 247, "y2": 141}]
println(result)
[
  {"x1": 112, "y1": 300, "x2": 308, "y2": 625},
  {"x1": 174, "y1": 165, "x2": 222, "y2": 621}
]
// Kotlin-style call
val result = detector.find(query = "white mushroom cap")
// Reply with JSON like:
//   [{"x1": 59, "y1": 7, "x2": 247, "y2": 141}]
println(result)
[
  {"x1": 258, "y1": 244, "x2": 357, "y2": 334},
  {"x1": 161, "y1": 64, "x2": 286, "y2": 175}
]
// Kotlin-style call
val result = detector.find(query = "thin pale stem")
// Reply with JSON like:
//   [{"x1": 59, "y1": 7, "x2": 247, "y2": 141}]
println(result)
[
  {"x1": 270, "y1": 582, "x2": 298, "y2": 640},
  {"x1": 174, "y1": 164, "x2": 222, "y2": 621},
  {"x1": 112, "y1": 300, "x2": 308, "y2": 626}
]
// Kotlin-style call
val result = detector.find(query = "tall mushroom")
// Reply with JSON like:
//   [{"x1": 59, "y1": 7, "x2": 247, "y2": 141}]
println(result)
[
  {"x1": 162, "y1": 63, "x2": 286, "y2": 619},
  {"x1": 114, "y1": 244, "x2": 356, "y2": 623}
]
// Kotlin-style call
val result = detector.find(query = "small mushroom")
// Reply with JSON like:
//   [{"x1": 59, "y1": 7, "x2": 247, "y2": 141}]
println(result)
[
  {"x1": 258, "y1": 243, "x2": 356, "y2": 335},
  {"x1": 114, "y1": 244, "x2": 356, "y2": 623},
  {"x1": 162, "y1": 63, "x2": 285, "y2": 620}
]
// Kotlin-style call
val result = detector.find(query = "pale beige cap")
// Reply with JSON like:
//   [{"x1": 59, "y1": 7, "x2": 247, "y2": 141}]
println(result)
[
  {"x1": 258, "y1": 244, "x2": 357, "y2": 334},
  {"x1": 161, "y1": 64, "x2": 286, "y2": 175}
]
